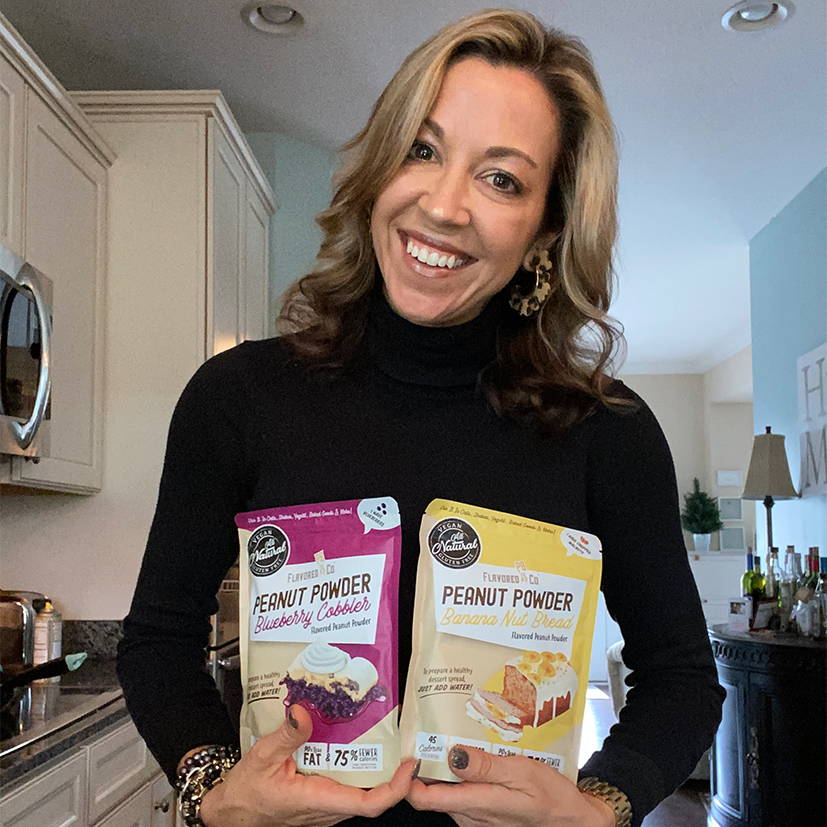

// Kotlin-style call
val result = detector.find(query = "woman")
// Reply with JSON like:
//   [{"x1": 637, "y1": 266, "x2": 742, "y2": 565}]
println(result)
[{"x1": 118, "y1": 9, "x2": 724, "y2": 827}]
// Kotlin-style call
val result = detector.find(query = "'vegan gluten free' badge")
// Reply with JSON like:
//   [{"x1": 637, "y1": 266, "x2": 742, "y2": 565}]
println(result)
[
  {"x1": 247, "y1": 525, "x2": 289, "y2": 577},
  {"x1": 427, "y1": 518, "x2": 481, "y2": 569}
]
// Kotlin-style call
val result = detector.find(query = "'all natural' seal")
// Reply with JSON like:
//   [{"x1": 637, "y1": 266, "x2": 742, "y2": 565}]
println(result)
[
  {"x1": 248, "y1": 525, "x2": 289, "y2": 576},
  {"x1": 428, "y1": 519, "x2": 481, "y2": 569}
]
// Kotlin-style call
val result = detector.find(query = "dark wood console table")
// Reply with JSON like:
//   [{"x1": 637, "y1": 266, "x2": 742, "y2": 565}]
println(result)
[{"x1": 708, "y1": 625, "x2": 826, "y2": 826}]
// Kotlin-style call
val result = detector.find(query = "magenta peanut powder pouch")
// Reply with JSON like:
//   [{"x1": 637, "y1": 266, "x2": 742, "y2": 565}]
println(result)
[{"x1": 236, "y1": 498, "x2": 401, "y2": 786}]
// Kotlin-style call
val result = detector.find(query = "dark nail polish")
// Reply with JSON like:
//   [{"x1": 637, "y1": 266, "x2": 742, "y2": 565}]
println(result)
[
  {"x1": 449, "y1": 747, "x2": 468, "y2": 770},
  {"x1": 287, "y1": 706, "x2": 299, "y2": 729},
  {"x1": 411, "y1": 759, "x2": 422, "y2": 779}
]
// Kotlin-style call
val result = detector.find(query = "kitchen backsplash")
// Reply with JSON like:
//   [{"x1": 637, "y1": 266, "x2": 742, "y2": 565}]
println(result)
[{"x1": 63, "y1": 620, "x2": 122, "y2": 659}]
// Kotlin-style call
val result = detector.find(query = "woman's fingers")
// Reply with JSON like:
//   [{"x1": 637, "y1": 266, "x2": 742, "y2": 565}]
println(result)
[
  {"x1": 303, "y1": 758, "x2": 418, "y2": 819},
  {"x1": 447, "y1": 746, "x2": 531, "y2": 788},
  {"x1": 249, "y1": 704, "x2": 312, "y2": 768},
  {"x1": 407, "y1": 778, "x2": 504, "y2": 814},
  {"x1": 407, "y1": 749, "x2": 555, "y2": 815}
]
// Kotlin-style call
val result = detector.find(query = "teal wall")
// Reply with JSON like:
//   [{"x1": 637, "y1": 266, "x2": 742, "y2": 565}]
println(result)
[
  {"x1": 750, "y1": 168, "x2": 827, "y2": 554},
  {"x1": 245, "y1": 133, "x2": 336, "y2": 334}
]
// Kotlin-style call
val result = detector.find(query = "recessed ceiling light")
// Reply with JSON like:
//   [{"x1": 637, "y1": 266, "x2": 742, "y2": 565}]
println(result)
[
  {"x1": 721, "y1": 2, "x2": 794, "y2": 32},
  {"x1": 241, "y1": 3, "x2": 304, "y2": 35}
]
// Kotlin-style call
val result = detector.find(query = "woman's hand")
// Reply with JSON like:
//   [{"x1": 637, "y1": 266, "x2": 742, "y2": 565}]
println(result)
[
  {"x1": 199, "y1": 705, "x2": 415, "y2": 826},
  {"x1": 407, "y1": 746, "x2": 616, "y2": 827}
]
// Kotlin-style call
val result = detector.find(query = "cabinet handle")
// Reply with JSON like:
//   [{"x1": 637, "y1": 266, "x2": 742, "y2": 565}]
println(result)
[
  {"x1": 746, "y1": 725, "x2": 760, "y2": 789},
  {"x1": 154, "y1": 800, "x2": 171, "y2": 813}
]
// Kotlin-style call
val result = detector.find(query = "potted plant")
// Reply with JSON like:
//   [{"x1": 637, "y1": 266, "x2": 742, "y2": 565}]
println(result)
[{"x1": 681, "y1": 478, "x2": 723, "y2": 552}]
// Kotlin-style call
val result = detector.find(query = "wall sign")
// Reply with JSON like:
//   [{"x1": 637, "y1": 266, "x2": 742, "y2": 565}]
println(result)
[{"x1": 798, "y1": 342, "x2": 827, "y2": 497}]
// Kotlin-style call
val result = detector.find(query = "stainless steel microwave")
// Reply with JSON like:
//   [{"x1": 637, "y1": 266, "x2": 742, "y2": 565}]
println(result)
[{"x1": 0, "y1": 243, "x2": 52, "y2": 458}]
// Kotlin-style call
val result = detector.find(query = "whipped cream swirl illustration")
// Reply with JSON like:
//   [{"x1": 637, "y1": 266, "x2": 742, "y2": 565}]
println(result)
[
  {"x1": 301, "y1": 642, "x2": 349, "y2": 674},
  {"x1": 282, "y1": 643, "x2": 385, "y2": 721}
]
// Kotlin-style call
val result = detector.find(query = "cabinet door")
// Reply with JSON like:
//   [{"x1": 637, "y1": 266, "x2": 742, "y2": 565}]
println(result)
[
  {"x1": 149, "y1": 774, "x2": 176, "y2": 827},
  {"x1": 95, "y1": 784, "x2": 152, "y2": 827},
  {"x1": 9, "y1": 87, "x2": 105, "y2": 492},
  {"x1": 208, "y1": 119, "x2": 244, "y2": 356},
  {"x1": 749, "y1": 668, "x2": 825, "y2": 826},
  {"x1": 0, "y1": 50, "x2": 25, "y2": 253},
  {"x1": 0, "y1": 748, "x2": 87, "y2": 825},
  {"x1": 88, "y1": 720, "x2": 159, "y2": 823},
  {"x1": 709, "y1": 663, "x2": 750, "y2": 826},
  {"x1": 243, "y1": 186, "x2": 269, "y2": 341}
]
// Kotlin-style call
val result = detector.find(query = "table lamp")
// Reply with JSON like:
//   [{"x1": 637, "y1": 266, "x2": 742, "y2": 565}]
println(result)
[{"x1": 742, "y1": 426, "x2": 798, "y2": 550}]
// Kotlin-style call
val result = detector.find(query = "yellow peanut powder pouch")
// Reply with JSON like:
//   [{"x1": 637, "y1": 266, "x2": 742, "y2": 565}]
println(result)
[{"x1": 400, "y1": 499, "x2": 602, "y2": 783}]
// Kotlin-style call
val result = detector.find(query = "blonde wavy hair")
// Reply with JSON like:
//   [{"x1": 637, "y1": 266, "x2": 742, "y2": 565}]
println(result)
[{"x1": 279, "y1": 8, "x2": 635, "y2": 433}]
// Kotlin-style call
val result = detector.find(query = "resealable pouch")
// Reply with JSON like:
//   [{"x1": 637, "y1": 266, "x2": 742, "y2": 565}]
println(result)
[
  {"x1": 400, "y1": 499, "x2": 602, "y2": 783},
  {"x1": 237, "y1": 497, "x2": 401, "y2": 787}
]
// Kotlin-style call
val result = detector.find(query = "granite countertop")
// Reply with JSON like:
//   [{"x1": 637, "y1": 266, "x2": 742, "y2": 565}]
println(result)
[{"x1": 0, "y1": 657, "x2": 128, "y2": 789}]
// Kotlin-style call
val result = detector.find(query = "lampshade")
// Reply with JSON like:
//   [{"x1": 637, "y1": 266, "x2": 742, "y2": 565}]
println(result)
[{"x1": 742, "y1": 426, "x2": 799, "y2": 500}]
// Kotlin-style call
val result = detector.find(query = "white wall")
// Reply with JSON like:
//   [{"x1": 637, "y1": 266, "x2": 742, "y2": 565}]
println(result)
[
  {"x1": 620, "y1": 360, "x2": 755, "y2": 552},
  {"x1": 619, "y1": 373, "x2": 706, "y2": 549},
  {"x1": 245, "y1": 133, "x2": 335, "y2": 332},
  {"x1": 702, "y1": 347, "x2": 756, "y2": 554}
]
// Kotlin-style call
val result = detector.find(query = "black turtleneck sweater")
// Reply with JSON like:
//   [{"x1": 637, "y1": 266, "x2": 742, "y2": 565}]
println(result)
[{"x1": 118, "y1": 294, "x2": 724, "y2": 826}]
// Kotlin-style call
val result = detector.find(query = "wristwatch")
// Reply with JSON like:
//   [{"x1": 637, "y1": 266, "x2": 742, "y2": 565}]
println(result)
[{"x1": 577, "y1": 777, "x2": 633, "y2": 827}]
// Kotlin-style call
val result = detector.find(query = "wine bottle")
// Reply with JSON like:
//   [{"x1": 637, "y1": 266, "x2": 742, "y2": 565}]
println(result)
[
  {"x1": 748, "y1": 556, "x2": 769, "y2": 628},
  {"x1": 814, "y1": 558, "x2": 827, "y2": 641},
  {"x1": 741, "y1": 552, "x2": 755, "y2": 597},
  {"x1": 780, "y1": 546, "x2": 797, "y2": 631},
  {"x1": 751, "y1": 556, "x2": 766, "y2": 597},
  {"x1": 807, "y1": 547, "x2": 821, "y2": 589},
  {"x1": 765, "y1": 548, "x2": 782, "y2": 629},
  {"x1": 793, "y1": 552, "x2": 804, "y2": 590},
  {"x1": 765, "y1": 547, "x2": 780, "y2": 600}
]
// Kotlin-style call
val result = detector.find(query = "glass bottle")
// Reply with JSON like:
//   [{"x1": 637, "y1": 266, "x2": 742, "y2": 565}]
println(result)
[
  {"x1": 814, "y1": 558, "x2": 827, "y2": 641},
  {"x1": 808, "y1": 548, "x2": 821, "y2": 589},
  {"x1": 779, "y1": 546, "x2": 797, "y2": 631},
  {"x1": 793, "y1": 552, "x2": 805, "y2": 590},
  {"x1": 778, "y1": 546, "x2": 796, "y2": 632},
  {"x1": 741, "y1": 552, "x2": 755, "y2": 597},
  {"x1": 751, "y1": 556, "x2": 766, "y2": 597},
  {"x1": 32, "y1": 600, "x2": 62, "y2": 684},
  {"x1": 765, "y1": 548, "x2": 780, "y2": 600},
  {"x1": 765, "y1": 548, "x2": 782, "y2": 629}
]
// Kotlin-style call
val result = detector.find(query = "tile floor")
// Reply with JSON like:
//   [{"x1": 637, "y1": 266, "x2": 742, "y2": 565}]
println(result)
[{"x1": 583, "y1": 685, "x2": 710, "y2": 826}]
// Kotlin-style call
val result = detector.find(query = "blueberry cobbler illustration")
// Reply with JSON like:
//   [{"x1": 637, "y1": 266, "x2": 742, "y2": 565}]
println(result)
[{"x1": 281, "y1": 642, "x2": 386, "y2": 722}]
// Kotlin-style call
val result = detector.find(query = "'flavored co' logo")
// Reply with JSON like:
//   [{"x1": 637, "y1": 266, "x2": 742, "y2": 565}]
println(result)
[
  {"x1": 428, "y1": 519, "x2": 481, "y2": 569},
  {"x1": 247, "y1": 525, "x2": 289, "y2": 576}
]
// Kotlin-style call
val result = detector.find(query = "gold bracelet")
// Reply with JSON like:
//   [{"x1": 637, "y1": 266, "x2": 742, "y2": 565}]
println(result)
[{"x1": 577, "y1": 777, "x2": 633, "y2": 827}]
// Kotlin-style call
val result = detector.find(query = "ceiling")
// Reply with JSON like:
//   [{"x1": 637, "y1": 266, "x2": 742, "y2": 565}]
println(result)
[{"x1": 2, "y1": 0, "x2": 824, "y2": 374}]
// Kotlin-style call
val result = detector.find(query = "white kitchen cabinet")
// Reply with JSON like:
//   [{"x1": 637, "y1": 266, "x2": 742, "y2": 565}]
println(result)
[
  {"x1": 688, "y1": 551, "x2": 744, "y2": 626},
  {"x1": 96, "y1": 785, "x2": 153, "y2": 827},
  {"x1": 244, "y1": 182, "x2": 271, "y2": 342},
  {"x1": 95, "y1": 773, "x2": 176, "y2": 827},
  {"x1": 88, "y1": 719, "x2": 159, "y2": 823},
  {"x1": 0, "y1": 748, "x2": 88, "y2": 825},
  {"x1": 72, "y1": 90, "x2": 275, "y2": 366},
  {"x1": 149, "y1": 774, "x2": 176, "y2": 827},
  {"x1": 0, "y1": 719, "x2": 178, "y2": 826},
  {"x1": 0, "y1": 50, "x2": 25, "y2": 253},
  {"x1": 0, "y1": 14, "x2": 114, "y2": 493}
]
